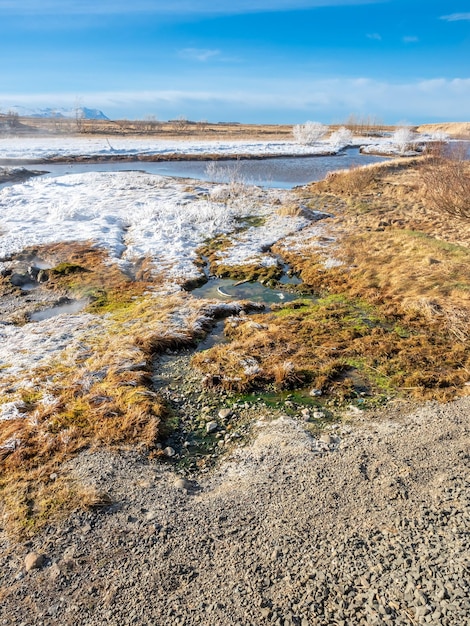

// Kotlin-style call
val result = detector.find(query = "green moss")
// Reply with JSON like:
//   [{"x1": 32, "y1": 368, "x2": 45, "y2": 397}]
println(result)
[
  {"x1": 235, "y1": 215, "x2": 266, "y2": 230},
  {"x1": 50, "y1": 262, "x2": 88, "y2": 276},
  {"x1": 20, "y1": 390, "x2": 43, "y2": 411},
  {"x1": 402, "y1": 230, "x2": 469, "y2": 255},
  {"x1": 84, "y1": 288, "x2": 139, "y2": 314},
  {"x1": 215, "y1": 262, "x2": 283, "y2": 283}
]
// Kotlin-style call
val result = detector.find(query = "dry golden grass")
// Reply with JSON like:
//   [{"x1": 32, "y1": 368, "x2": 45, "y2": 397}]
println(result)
[
  {"x1": 4, "y1": 114, "x2": 397, "y2": 142},
  {"x1": 193, "y1": 295, "x2": 469, "y2": 400},
  {"x1": 416, "y1": 122, "x2": 470, "y2": 138},
  {"x1": 194, "y1": 158, "x2": 470, "y2": 402},
  {"x1": 0, "y1": 243, "x2": 230, "y2": 536},
  {"x1": 321, "y1": 163, "x2": 378, "y2": 194}
]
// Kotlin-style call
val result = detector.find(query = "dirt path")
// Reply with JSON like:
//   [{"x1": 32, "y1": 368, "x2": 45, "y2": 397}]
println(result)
[{"x1": 0, "y1": 397, "x2": 468, "y2": 626}]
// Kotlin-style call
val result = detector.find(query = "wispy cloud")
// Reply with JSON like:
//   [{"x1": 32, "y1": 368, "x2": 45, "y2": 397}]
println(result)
[
  {"x1": 179, "y1": 48, "x2": 221, "y2": 62},
  {"x1": 3, "y1": 77, "x2": 469, "y2": 122},
  {"x1": 0, "y1": 0, "x2": 386, "y2": 16},
  {"x1": 367, "y1": 33, "x2": 382, "y2": 41},
  {"x1": 403, "y1": 36, "x2": 419, "y2": 43},
  {"x1": 440, "y1": 13, "x2": 470, "y2": 22}
]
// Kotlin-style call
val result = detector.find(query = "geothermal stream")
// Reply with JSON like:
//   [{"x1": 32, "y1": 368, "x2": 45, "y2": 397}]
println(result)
[{"x1": 150, "y1": 260, "x2": 312, "y2": 473}]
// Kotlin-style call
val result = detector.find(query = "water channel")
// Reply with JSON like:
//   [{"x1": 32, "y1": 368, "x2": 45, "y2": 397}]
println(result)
[
  {"x1": 30, "y1": 147, "x2": 387, "y2": 189},
  {"x1": 13, "y1": 150, "x2": 379, "y2": 319}
]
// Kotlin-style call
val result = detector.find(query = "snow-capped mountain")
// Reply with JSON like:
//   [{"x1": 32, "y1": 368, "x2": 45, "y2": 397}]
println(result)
[{"x1": 1, "y1": 106, "x2": 109, "y2": 120}]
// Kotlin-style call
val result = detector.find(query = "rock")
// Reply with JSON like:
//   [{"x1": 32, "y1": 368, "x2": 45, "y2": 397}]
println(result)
[
  {"x1": 24, "y1": 552, "x2": 46, "y2": 572},
  {"x1": 346, "y1": 405, "x2": 361, "y2": 415},
  {"x1": 10, "y1": 273, "x2": 29, "y2": 287},
  {"x1": 313, "y1": 411, "x2": 325, "y2": 420},
  {"x1": 174, "y1": 478, "x2": 192, "y2": 491},
  {"x1": 49, "y1": 563, "x2": 62, "y2": 581},
  {"x1": 310, "y1": 388, "x2": 323, "y2": 397},
  {"x1": 206, "y1": 421, "x2": 218, "y2": 434},
  {"x1": 218, "y1": 408, "x2": 232, "y2": 420},
  {"x1": 37, "y1": 269, "x2": 49, "y2": 282},
  {"x1": 163, "y1": 446, "x2": 176, "y2": 457},
  {"x1": 319, "y1": 434, "x2": 332, "y2": 445},
  {"x1": 271, "y1": 548, "x2": 281, "y2": 561}
]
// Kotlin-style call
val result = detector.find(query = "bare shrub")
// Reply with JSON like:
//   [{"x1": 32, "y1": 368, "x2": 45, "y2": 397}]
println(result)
[{"x1": 421, "y1": 147, "x2": 470, "y2": 220}]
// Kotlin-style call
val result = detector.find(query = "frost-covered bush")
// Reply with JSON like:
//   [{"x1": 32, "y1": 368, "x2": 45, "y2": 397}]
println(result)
[
  {"x1": 293, "y1": 121, "x2": 328, "y2": 145},
  {"x1": 392, "y1": 127, "x2": 416, "y2": 154},
  {"x1": 328, "y1": 126, "x2": 354, "y2": 150},
  {"x1": 430, "y1": 131, "x2": 449, "y2": 143},
  {"x1": 205, "y1": 161, "x2": 253, "y2": 211}
]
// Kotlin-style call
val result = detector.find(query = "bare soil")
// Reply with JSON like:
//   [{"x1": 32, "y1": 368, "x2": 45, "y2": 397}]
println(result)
[{"x1": 0, "y1": 396, "x2": 468, "y2": 625}]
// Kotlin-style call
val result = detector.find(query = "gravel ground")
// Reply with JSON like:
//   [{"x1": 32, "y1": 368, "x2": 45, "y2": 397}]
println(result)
[{"x1": 0, "y1": 396, "x2": 468, "y2": 626}]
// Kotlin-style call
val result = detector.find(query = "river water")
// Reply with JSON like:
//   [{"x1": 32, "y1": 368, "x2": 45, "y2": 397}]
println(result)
[{"x1": 35, "y1": 148, "x2": 387, "y2": 189}]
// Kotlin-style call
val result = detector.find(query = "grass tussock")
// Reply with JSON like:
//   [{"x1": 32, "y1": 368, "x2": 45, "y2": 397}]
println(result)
[{"x1": 320, "y1": 164, "x2": 378, "y2": 194}]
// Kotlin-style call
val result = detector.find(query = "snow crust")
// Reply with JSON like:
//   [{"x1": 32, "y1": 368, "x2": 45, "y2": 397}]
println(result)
[
  {"x1": 0, "y1": 169, "x2": 312, "y2": 385},
  {"x1": 0, "y1": 314, "x2": 101, "y2": 380},
  {"x1": 0, "y1": 171, "x2": 249, "y2": 279},
  {"x1": 0, "y1": 136, "x2": 339, "y2": 161}
]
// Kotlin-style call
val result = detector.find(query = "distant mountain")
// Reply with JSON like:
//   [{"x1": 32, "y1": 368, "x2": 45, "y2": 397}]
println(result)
[{"x1": 1, "y1": 106, "x2": 109, "y2": 120}]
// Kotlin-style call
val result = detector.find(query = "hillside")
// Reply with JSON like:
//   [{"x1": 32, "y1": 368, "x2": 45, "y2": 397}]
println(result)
[{"x1": 416, "y1": 122, "x2": 470, "y2": 138}]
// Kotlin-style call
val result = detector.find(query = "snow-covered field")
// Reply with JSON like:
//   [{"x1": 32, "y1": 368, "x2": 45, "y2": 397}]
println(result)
[
  {"x1": 0, "y1": 171, "x2": 307, "y2": 279},
  {"x1": 0, "y1": 136, "x2": 341, "y2": 161},
  {"x1": 0, "y1": 165, "x2": 311, "y2": 392}
]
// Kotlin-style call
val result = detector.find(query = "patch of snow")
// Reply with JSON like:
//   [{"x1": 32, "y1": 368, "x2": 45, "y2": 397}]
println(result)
[
  {"x1": 0, "y1": 314, "x2": 101, "y2": 379},
  {"x1": 0, "y1": 136, "x2": 349, "y2": 162},
  {"x1": 0, "y1": 401, "x2": 26, "y2": 421},
  {"x1": 323, "y1": 257, "x2": 343, "y2": 269},
  {"x1": 0, "y1": 171, "x2": 248, "y2": 281}
]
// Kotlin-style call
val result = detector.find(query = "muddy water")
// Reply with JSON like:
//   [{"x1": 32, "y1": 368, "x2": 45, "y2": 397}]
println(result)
[
  {"x1": 29, "y1": 299, "x2": 89, "y2": 321},
  {"x1": 191, "y1": 277, "x2": 305, "y2": 305}
]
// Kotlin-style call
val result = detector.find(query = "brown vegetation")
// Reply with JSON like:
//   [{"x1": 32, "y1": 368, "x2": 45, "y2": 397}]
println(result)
[
  {"x1": 420, "y1": 146, "x2": 470, "y2": 220},
  {"x1": 193, "y1": 157, "x2": 470, "y2": 402},
  {"x1": 1, "y1": 113, "x2": 398, "y2": 141},
  {"x1": 0, "y1": 243, "x2": 238, "y2": 536},
  {"x1": 416, "y1": 122, "x2": 470, "y2": 138}
]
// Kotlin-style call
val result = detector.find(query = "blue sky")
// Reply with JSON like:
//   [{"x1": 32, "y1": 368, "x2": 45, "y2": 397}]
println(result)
[{"x1": 0, "y1": 0, "x2": 469, "y2": 123}]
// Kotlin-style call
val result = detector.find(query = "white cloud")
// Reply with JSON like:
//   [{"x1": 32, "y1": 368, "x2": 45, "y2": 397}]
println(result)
[
  {"x1": 367, "y1": 33, "x2": 382, "y2": 41},
  {"x1": 440, "y1": 13, "x2": 470, "y2": 22},
  {"x1": 3, "y1": 77, "x2": 470, "y2": 122},
  {"x1": 179, "y1": 48, "x2": 221, "y2": 62},
  {"x1": 0, "y1": 0, "x2": 386, "y2": 16},
  {"x1": 403, "y1": 36, "x2": 419, "y2": 43}
]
